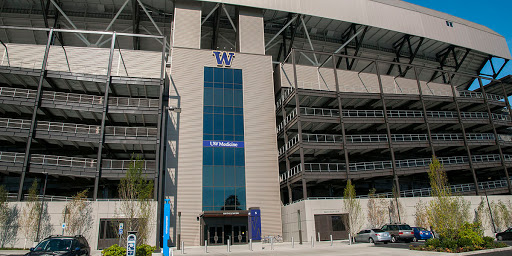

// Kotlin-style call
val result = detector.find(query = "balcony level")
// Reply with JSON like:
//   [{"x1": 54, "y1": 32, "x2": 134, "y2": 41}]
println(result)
[
  {"x1": 0, "y1": 151, "x2": 156, "y2": 179},
  {"x1": 280, "y1": 154, "x2": 512, "y2": 186}
]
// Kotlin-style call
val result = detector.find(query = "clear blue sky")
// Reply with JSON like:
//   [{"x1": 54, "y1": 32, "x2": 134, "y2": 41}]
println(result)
[{"x1": 404, "y1": 0, "x2": 512, "y2": 86}]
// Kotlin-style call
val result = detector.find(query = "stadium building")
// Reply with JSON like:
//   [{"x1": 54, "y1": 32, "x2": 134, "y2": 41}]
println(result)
[{"x1": 0, "y1": 0, "x2": 511, "y2": 250}]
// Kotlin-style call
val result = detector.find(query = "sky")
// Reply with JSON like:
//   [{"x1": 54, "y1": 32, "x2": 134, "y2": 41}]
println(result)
[{"x1": 404, "y1": 0, "x2": 512, "y2": 87}]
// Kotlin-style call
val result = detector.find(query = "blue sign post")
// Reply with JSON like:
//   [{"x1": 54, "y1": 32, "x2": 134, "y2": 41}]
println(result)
[
  {"x1": 127, "y1": 233, "x2": 136, "y2": 256},
  {"x1": 249, "y1": 208, "x2": 261, "y2": 241},
  {"x1": 163, "y1": 199, "x2": 171, "y2": 256}
]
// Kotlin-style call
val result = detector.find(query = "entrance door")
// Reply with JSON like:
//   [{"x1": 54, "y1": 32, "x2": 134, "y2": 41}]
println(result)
[
  {"x1": 233, "y1": 225, "x2": 247, "y2": 244},
  {"x1": 207, "y1": 226, "x2": 224, "y2": 245}
]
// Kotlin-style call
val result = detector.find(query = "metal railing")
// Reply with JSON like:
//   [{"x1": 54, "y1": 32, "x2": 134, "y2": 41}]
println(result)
[
  {"x1": 0, "y1": 118, "x2": 32, "y2": 129},
  {"x1": 276, "y1": 107, "x2": 511, "y2": 133},
  {"x1": 37, "y1": 121, "x2": 99, "y2": 134},
  {"x1": 459, "y1": 90, "x2": 504, "y2": 102},
  {"x1": 0, "y1": 151, "x2": 25, "y2": 163},
  {"x1": 280, "y1": 154, "x2": 512, "y2": 182},
  {"x1": 105, "y1": 126, "x2": 158, "y2": 137},
  {"x1": 0, "y1": 86, "x2": 36, "y2": 99},
  {"x1": 42, "y1": 91, "x2": 103, "y2": 105},
  {"x1": 276, "y1": 87, "x2": 294, "y2": 110},
  {"x1": 109, "y1": 97, "x2": 159, "y2": 108}
]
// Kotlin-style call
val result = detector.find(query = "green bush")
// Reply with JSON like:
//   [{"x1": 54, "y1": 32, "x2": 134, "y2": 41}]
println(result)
[
  {"x1": 482, "y1": 236, "x2": 495, "y2": 248},
  {"x1": 101, "y1": 244, "x2": 126, "y2": 256},
  {"x1": 440, "y1": 238, "x2": 458, "y2": 250},
  {"x1": 425, "y1": 238, "x2": 441, "y2": 248},
  {"x1": 457, "y1": 222, "x2": 484, "y2": 246},
  {"x1": 102, "y1": 244, "x2": 156, "y2": 256},
  {"x1": 136, "y1": 244, "x2": 157, "y2": 256}
]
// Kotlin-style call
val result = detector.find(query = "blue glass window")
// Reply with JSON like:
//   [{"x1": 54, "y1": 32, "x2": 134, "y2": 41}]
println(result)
[{"x1": 203, "y1": 67, "x2": 246, "y2": 211}]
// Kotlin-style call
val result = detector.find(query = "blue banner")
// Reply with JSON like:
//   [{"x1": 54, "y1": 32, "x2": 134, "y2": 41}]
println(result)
[
  {"x1": 249, "y1": 209, "x2": 262, "y2": 241},
  {"x1": 203, "y1": 140, "x2": 244, "y2": 148}
]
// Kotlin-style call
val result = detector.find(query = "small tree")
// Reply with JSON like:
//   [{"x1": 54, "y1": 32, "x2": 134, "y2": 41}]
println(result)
[
  {"x1": 414, "y1": 199, "x2": 429, "y2": 228},
  {"x1": 0, "y1": 186, "x2": 19, "y2": 248},
  {"x1": 389, "y1": 184, "x2": 404, "y2": 223},
  {"x1": 343, "y1": 180, "x2": 363, "y2": 242},
  {"x1": 62, "y1": 190, "x2": 93, "y2": 236},
  {"x1": 426, "y1": 157, "x2": 470, "y2": 239},
  {"x1": 118, "y1": 155, "x2": 154, "y2": 245},
  {"x1": 19, "y1": 180, "x2": 40, "y2": 248},
  {"x1": 367, "y1": 188, "x2": 387, "y2": 228}
]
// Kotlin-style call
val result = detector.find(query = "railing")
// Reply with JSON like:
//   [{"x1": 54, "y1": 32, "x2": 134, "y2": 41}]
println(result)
[
  {"x1": 459, "y1": 90, "x2": 504, "y2": 102},
  {"x1": 280, "y1": 154, "x2": 512, "y2": 182},
  {"x1": 276, "y1": 107, "x2": 511, "y2": 133},
  {"x1": 276, "y1": 87, "x2": 294, "y2": 110},
  {"x1": 37, "y1": 121, "x2": 99, "y2": 134},
  {"x1": 0, "y1": 151, "x2": 155, "y2": 171},
  {"x1": 105, "y1": 126, "x2": 158, "y2": 137},
  {"x1": 0, "y1": 87, "x2": 36, "y2": 99},
  {"x1": 109, "y1": 97, "x2": 159, "y2": 108},
  {"x1": 0, "y1": 118, "x2": 31, "y2": 129},
  {"x1": 302, "y1": 133, "x2": 343, "y2": 143},
  {"x1": 279, "y1": 164, "x2": 303, "y2": 183},
  {"x1": 6, "y1": 192, "x2": 156, "y2": 202},
  {"x1": 42, "y1": 91, "x2": 103, "y2": 105}
]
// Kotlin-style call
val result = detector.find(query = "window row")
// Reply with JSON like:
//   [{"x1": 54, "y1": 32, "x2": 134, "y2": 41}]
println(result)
[
  {"x1": 203, "y1": 186, "x2": 246, "y2": 210},
  {"x1": 204, "y1": 114, "x2": 244, "y2": 136},
  {"x1": 204, "y1": 67, "x2": 243, "y2": 84},
  {"x1": 204, "y1": 106, "x2": 244, "y2": 115},
  {"x1": 203, "y1": 165, "x2": 245, "y2": 187},
  {"x1": 204, "y1": 88, "x2": 243, "y2": 107},
  {"x1": 203, "y1": 147, "x2": 245, "y2": 166}
]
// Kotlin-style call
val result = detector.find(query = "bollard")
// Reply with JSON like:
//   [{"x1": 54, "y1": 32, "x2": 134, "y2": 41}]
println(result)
[
  {"x1": 311, "y1": 236, "x2": 314, "y2": 248},
  {"x1": 227, "y1": 238, "x2": 230, "y2": 252},
  {"x1": 330, "y1": 235, "x2": 333, "y2": 246},
  {"x1": 349, "y1": 234, "x2": 352, "y2": 245},
  {"x1": 181, "y1": 241, "x2": 184, "y2": 254},
  {"x1": 318, "y1": 232, "x2": 320, "y2": 242},
  {"x1": 249, "y1": 239, "x2": 252, "y2": 251},
  {"x1": 170, "y1": 247, "x2": 173, "y2": 256},
  {"x1": 271, "y1": 237, "x2": 274, "y2": 250},
  {"x1": 292, "y1": 237, "x2": 294, "y2": 248},
  {"x1": 204, "y1": 240, "x2": 208, "y2": 253}
]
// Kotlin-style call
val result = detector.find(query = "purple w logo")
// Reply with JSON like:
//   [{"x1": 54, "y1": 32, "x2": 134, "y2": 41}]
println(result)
[{"x1": 213, "y1": 51, "x2": 235, "y2": 67}]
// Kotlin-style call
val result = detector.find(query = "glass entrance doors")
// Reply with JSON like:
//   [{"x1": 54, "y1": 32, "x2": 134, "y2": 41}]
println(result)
[{"x1": 206, "y1": 224, "x2": 247, "y2": 245}]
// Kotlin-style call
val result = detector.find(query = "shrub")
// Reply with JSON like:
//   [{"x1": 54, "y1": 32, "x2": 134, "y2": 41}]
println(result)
[
  {"x1": 440, "y1": 238, "x2": 458, "y2": 250},
  {"x1": 102, "y1": 244, "x2": 156, "y2": 256},
  {"x1": 102, "y1": 244, "x2": 126, "y2": 256},
  {"x1": 136, "y1": 244, "x2": 157, "y2": 256},
  {"x1": 457, "y1": 222, "x2": 484, "y2": 246},
  {"x1": 425, "y1": 238, "x2": 441, "y2": 248}
]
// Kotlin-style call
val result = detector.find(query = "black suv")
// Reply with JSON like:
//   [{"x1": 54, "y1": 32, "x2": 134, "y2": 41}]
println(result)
[{"x1": 25, "y1": 235, "x2": 90, "y2": 256}]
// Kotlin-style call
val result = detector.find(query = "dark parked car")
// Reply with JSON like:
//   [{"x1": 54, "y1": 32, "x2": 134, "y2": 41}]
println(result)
[
  {"x1": 496, "y1": 227, "x2": 512, "y2": 241},
  {"x1": 26, "y1": 235, "x2": 90, "y2": 256},
  {"x1": 381, "y1": 223, "x2": 414, "y2": 243},
  {"x1": 411, "y1": 227, "x2": 433, "y2": 242}
]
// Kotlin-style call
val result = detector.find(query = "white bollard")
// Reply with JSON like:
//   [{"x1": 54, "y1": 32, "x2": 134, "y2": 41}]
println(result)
[
  {"x1": 204, "y1": 240, "x2": 208, "y2": 253},
  {"x1": 170, "y1": 248, "x2": 173, "y2": 256},
  {"x1": 330, "y1": 235, "x2": 333, "y2": 246},
  {"x1": 249, "y1": 239, "x2": 252, "y2": 251},
  {"x1": 311, "y1": 236, "x2": 314, "y2": 248},
  {"x1": 271, "y1": 237, "x2": 274, "y2": 250},
  {"x1": 181, "y1": 241, "x2": 184, "y2": 254},
  {"x1": 227, "y1": 239, "x2": 230, "y2": 252},
  {"x1": 349, "y1": 234, "x2": 352, "y2": 245},
  {"x1": 318, "y1": 232, "x2": 320, "y2": 242},
  {"x1": 292, "y1": 237, "x2": 294, "y2": 248}
]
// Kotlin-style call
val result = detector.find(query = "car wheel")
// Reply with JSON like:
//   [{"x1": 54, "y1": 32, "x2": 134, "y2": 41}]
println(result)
[
  {"x1": 369, "y1": 238, "x2": 374, "y2": 244},
  {"x1": 391, "y1": 236, "x2": 397, "y2": 243},
  {"x1": 384, "y1": 242, "x2": 388, "y2": 244},
  {"x1": 405, "y1": 239, "x2": 411, "y2": 243},
  {"x1": 498, "y1": 236, "x2": 503, "y2": 241},
  {"x1": 413, "y1": 237, "x2": 417, "y2": 242}
]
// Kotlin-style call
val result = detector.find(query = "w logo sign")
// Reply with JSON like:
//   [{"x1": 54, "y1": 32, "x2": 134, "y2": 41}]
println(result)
[{"x1": 213, "y1": 51, "x2": 235, "y2": 67}]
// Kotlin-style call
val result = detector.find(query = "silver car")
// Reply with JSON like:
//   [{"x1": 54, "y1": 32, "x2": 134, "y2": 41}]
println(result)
[{"x1": 355, "y1": 229, "x2": 391, "y2": 244}]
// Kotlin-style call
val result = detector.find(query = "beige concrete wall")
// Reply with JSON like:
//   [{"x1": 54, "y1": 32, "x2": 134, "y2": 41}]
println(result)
[
  {"x1": 172, "y1": 0, "x2": 201, "y2": 49},
  {"x1": 168, "y1": 47, "x2": 282, "y2": 246},
  {"x1": 281, "y1": 195, "x2": 512, "y2": 242},
  {"x1": 0, "y1": 43, "x2": 162, "y2": 78},
  {"x1": 279, "y1": 64, "x2": 455, "y2": 97},
  {"x1": 238, "y1": 7, "x2": 265, "y2": 55},
  {"x1": 0, "y1": 200, "x2": 157, "y2": 250}
]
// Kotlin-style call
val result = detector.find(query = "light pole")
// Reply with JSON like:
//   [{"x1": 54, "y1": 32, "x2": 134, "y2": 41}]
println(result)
[{"x1": 35, "y1": 172, "x2": 48, "y2": 243}]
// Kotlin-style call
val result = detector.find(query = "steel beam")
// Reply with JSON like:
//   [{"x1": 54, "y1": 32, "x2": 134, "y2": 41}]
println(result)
[
  {"x1": 413, "y1": 67, "x2": 436, "y2": 157},
  {"x1": 17, "y1": 29, "x2": 54, "y2": 201},
  {"x1": 477, "y1": 78, "x2": 511, "y2": 195},
  {"x1": 93, "y1": 33, "x2": 117, "y2": 200},
  {"x1": 133, "y1": 0, "x2": 141, "y2": 50},
  {"x1": 94, "y1": 0, "x2": 130, "y2": 46},
  {"x1": 375, "y1": 60, "x2": 400, "y2": 195},
  {"x1": 332, "y1": 55, "x2": 351, "y2": 179},
  {"x1": 49, "y1": 0, "x2": 91, "y2": 46},
  {"x1": 265, "y1": 15, "x2": 298, "y2": 51},
  {"x1": 320, "y1": 26, "x2": 364, "y2": 68}
]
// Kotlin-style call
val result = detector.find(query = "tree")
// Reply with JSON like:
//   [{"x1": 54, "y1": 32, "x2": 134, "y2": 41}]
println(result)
[
  {"x1": 367, "y1": 188, "x2": 387, "y2": 228},
  {"x1": 414, "y1": 199, "x2": 429, "y2": 228},
  {"x1": 0, "y1": 186, "x2": 19, "y2": 248},
  {"x1": 389, "y1": 184, "x2": 404, "y2": 223},
  {"x1": 62, "y1": 190, "x2": 93, "y2": 237},
  {"x1": 343, "y1": 180, "x2": 363, "y2": 242},
  {"x1": 19, "y1": 180, "x2": 40, "y2": 249},
  {"x1": 117, "y1": 155, "x2": 154, "y2": 245},
  {"x1": 426, "y1": 157, "x2": 470, "y2": 239}
]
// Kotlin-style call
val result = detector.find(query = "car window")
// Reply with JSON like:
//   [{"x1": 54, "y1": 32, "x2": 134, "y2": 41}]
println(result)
[
  {"x1": 419, "y1": 227, "x2": 427, "y2": 231},
  {"x1": 34, "y1": 240, "x2": 50, "y2": 252},
  {"x1": 358, "y1": 230, "x2": 364, "y2": 234},
  {"x1": 399, "y1": 225, "x2": 412, "y2": 230},
  {"x1": 365, "y1": 230, "x2": 371, "y2": 233},
  {"x1": 47, "y1": 239, "x2": 73, "y2": 252},
  {"x1": 382, "y1": 225, "x2": 388, "y2": 230},
  {"x1": 372, "y1": 229, "x2": 385, "y2": 232},
  {"x1": 391, "y1": 225, "x2": 398, "y2": 230}
]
